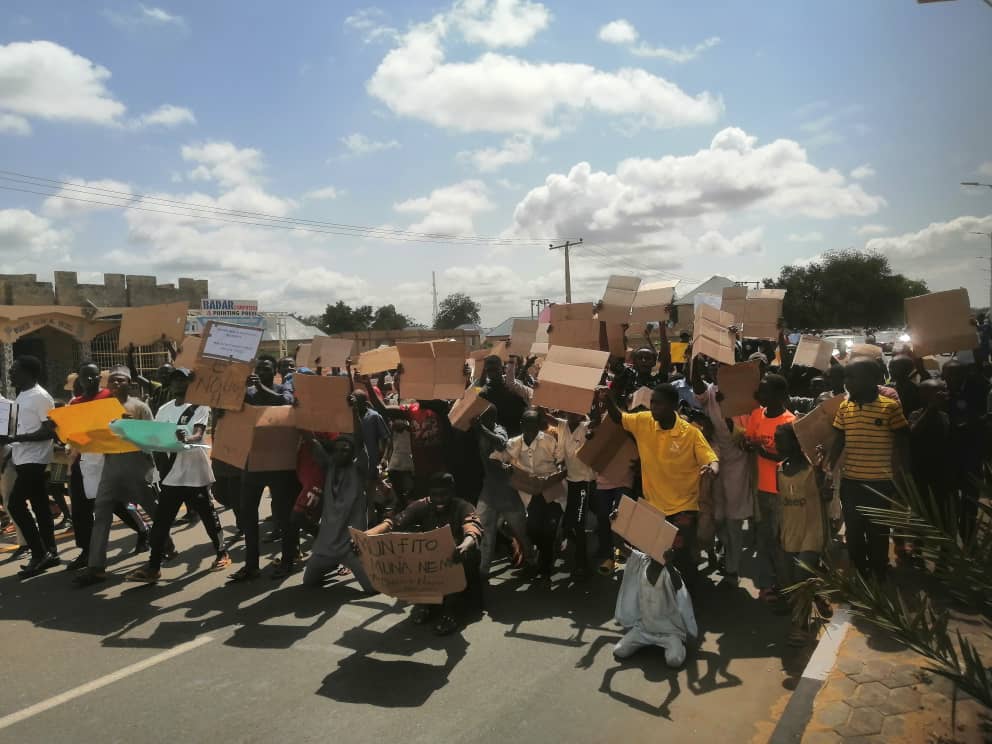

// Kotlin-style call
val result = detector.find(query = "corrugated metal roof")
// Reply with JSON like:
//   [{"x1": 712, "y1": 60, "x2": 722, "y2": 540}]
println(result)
[
  {"x1": 260, "y1": 315, "x2": 326, "y2": 342},
  {"x1": 487, "y1": 316, "x2": 530, "y2": 338},
  {"x1": 673, "y1": 275, "x2": 736, "y2": 305}
]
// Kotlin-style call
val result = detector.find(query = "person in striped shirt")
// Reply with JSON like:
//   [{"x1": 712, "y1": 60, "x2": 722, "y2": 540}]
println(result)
[{"x1": 827, "y1": 359, "x2": 909, "y2": 580}]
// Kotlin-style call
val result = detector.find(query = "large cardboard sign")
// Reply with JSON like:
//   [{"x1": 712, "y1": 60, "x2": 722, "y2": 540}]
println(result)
[
  {"x1": 721, "y1": 286, "x2": 748, "y2": 324},
  {"x1": 199, "y1": 321, "x2": 264, "y2": 363},
  {"x1": 448, "y1": 386, "x2": 492, "y2": 431},
  {"x1": 532, "y1": 346, "x2": 610, "y2": 415},
  {"x1": 578, "y1": 415, "x2": 639, "y2": 483},
  {"x1": 48, "y1": 398, "x2": 138, "y2": 454},
  {"x1": 793, "y1": 394, "x2": 846, "y2": 464},
  {"x1": 718, "y1": 361, "x2": 761, "y2": 418},
  {"x1": 509, "y1": 319, "x2": 539, "y2": 355},
  {"x1": 187, "y1": 359, "x2": 252, "y2": 411},
  {"x1": 692, "y1": 304, "x2": 736, "y2": 365},
  {"x1": 630, "y1": 280, "x2": 678, "y2": 323},
  {"x1": 292, "y1": 374, "x2": 353, "y2": 433},
  {"x1": 117, "y1": 302, "x2": 189, "y2": 350},
  {"x1": 598, "y1": 276, "x2": 641, "y2": 323},
  {"x1": 742, "y1": 289, "x2": 785, "y2": 340},
  {"x1": 794, "y1": 335, "x2": 834, "y2": 371},
  {"x1": 611, "y1": 495, "x2": 679, "y2": 564},
  {"x1": 302, "y1": 337, "x2": 355, "y2": 370},
  {"x1": 173, "y1": 335, "x2": 204, "y2": 369},
  {"x1": 349, "y1": 526, "x2": 466, "y2": 604},
  {"x1": 357, "y1": 346, "x2": 401, "y2": 376},
  {"x1": 212, "y1": 405, "x2": 299, "y2": 471},
  {"x1": 549, "y1": 303, "x2": 595, "y2": 323},
  {"x1": 549, "y1": 319, "x2": 605, "y2": 351},
  {"x1": 905, "y1": 288, "x2": 977, "y2": 356},
  {"x1": 396, "y1": 341, "x2": 466, "y2": 400}
]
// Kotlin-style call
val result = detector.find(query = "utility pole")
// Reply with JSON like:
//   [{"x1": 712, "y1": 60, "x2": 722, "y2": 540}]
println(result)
[
  {"x1": 431, "y1": 271, "x2": 438, "y2": 327},
  {"x1": 972, "y1": 231, "x2": 992, "y2": 311},
  {"x1": 549, "y1": 238, "x2": 582, "y2": 303},
  {"x1": 529, "y1": 298, "x2": 550, "y2": 318}
]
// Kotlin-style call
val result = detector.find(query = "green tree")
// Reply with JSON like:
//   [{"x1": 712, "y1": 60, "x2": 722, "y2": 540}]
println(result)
[
  {"x1": 434, "y1": 292, "x2": 482, "y2": 329},
  {"x1": 317, "y1": 301, "x2": 409, "y2": 333},
  {"x1": 763, "y1": 250, "x2": 927, "y2": 329},
  {"x1": 371, "y1": 304, "x2": 411, "y2": 330}
]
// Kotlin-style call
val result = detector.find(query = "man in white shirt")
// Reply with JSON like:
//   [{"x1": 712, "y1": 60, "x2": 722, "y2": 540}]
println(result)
[
  {"x1": 555, "y1": 413, "x2": 596, "y2": 580},
  {"x1": 0, "y1": 356, "x2": 58, "y2": 577}
]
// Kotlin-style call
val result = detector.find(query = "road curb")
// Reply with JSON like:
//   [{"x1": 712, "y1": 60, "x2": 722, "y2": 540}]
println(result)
[{"x1": 768, "y1": 607, "x2": 851, "y2": 744}]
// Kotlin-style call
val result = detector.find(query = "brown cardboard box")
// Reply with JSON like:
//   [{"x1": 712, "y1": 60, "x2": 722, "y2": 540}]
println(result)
[
  {"x1": 292, "y1": 374, "x2": 353, "y2": 433},
  {"x1": 597, "y1": 275, "x2": 641, "y2": 323},
  {"x1": 692, "y1": 304, "x2": 737, "y2": 365},
  {"x1": 629, "y1": 279, "x2": 678, "y2": 323},
  {"x1": 396, "y1": 341, "x2": 466, "y2": 400},
  {"x1": 578, "y1": 415, "x2": 639, "y2": 483},
  {"x1": 549, "y1": 318, "x2": 605, "y2": 351},
  {"x1": 743, "y1": 296, "x2": 782, "y2": 340},
  {"x1": 302, "y1": 337, "x2": 355, "y2": 369},
  {"x1": 294, "y1": 343, "x2": 312, "y2": 368},
  {"x1": 793, "y1": 394, "x2": 845, "y2": 464},
  {"x1": 793, "y1": 335, "x2": 834, "y2": 371},
  {"x1": 448, "y1": 386, "x2": 492, "y2": 431},
  {"x1": 212, "y1": 405, "x2": 300, "y2": 471},
  {"x1": 357, "y1": 346, "x2": 401, "y2": 375},
  {"x1": 904, "y1": 288, "x2": 977, "y2": 356},
  {"x1": 611, "y1": 495, "x2": 679, "y2": 564},
  {"x1": 532, "y1": 346, "x2": 610, "y2": 415},
  {"x1": 117, "y1": 302, "x2": 189, "y2": 350},
  {"x1": 509, "y1": 319, "x2": 539, "y2": 356},
  {"x1": 717, "y1": 361, "x2": 760, "y2": 417},
  {"x1": 721, "y1": 286, "x2": 748, "y2": 325},
  {"x1": 549, "y1": 303, "x2": 595, "y2": 323}
]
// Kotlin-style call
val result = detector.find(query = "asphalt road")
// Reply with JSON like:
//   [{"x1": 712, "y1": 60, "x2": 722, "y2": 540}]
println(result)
[{"x1": 0, "y1": 508, "x2": 806, "y2": 743}]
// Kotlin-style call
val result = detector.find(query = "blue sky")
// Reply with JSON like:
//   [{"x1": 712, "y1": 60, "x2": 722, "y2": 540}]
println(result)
[{"x1": 1, "y1": 0, "x2": 990, "y2": 325}]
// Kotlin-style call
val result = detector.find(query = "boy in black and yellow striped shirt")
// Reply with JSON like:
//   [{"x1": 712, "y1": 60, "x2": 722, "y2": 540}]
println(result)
[{"x1": 827, "y1": 359, "x2": 909, "y2": 580}]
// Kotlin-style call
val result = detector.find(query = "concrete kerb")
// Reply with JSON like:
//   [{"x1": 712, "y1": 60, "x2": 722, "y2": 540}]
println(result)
[{"x1": 768, "y1": 607, "x2": 852, "y2": 743}]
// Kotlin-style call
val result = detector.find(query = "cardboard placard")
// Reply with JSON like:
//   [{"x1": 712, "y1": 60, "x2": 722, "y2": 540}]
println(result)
[
  {"x1": 396, "y1": 341, "x2": 466, "y2": 401},
  {"x1": 604, "y1": 323, "x2": 626, "y2": 357},
  {"x1": 549, "y1": 319, "x2": 605, "y2": 351},
  {"x1": 173, "y1": 335, "x2": 204, "y2": 370},
  {"x1": 48, "y1": 398, "x2": 138, "y2": 454},
  {"x1": 305, "y1": 337, "x2": 355, "y2": 369},
  {"x1": 578, "y1": 415, "x2": 639, "y2": 483},
  {"x1": 630, "y1": 279, "x2": 678, "y2": 323},
  {"x1": 212, "y1": 405, "x2": 300, "y2": 471},
  {"x1": 117, "y1": 302, "x2": 189, "y2": 350},
  {"x1": 905, "y1": 289, "x2": 976, "y2": 356},
  {"x1": 717, "y1": 361, "x2": 760, "y2": 418},
  {"x1": 530, "y1": 342, "x2": 550, "y2": 357},
  {"x1": 292, "y1": 374, "x2": 353, "y2": 433},
  {"x1": 532, "y1": 346, "x2": 610, "y2": 415},
  {"x1": 509, "y1": 319, "x2": 539, "y2": 355},
  {"x1": 793, "y1": 335, "x2": 834, "y2": 371},
  {"x1": 743, "y1": 290, "x2": 783, "y2": 341},
  {"x1": 295, "y1": 343, "x2": 312, "y2": 368},
  {"x1": 549, "y1": 302, "x2": 596, "y2": 323},
  {"x1": 357, "y1": 346, "x2": 401, "y2": 376},
  {"x1": 721, "y1": 286, "x2": 748, "y2": 324},
  {"x1": 469, "y1": 341, "x2": 509, "y2": 362},
  {"x1": 0, "y1": 401, "x2": 16, "y2": 436},
  {"x1": 598, "y1": 275, "x2": 641, "y2": 323},
  {"x1": 199, "y1": 321, "x2": 264, "y2": 363},
  {"x1": 448, "y1": 386, "x2": 492, "y2": 431},
  {"x1": 611, "y1": 495, "x2": 679, "y2": 564},
  {"x1": 187, "y1": 359, "x2": 252, "y2": 411},
  {"x1": 629, "y1": 386, "x2": 653, "y2": 411},
  {"x1": 849, "y1": 343, "x2": 883, "y2": 360},
  {"x1": 793, "y1": 394, "x2": 845, "y2": 464},
  {"x1": 749, "y1": 288, "x2": 787, "y2": 300},
  {"x1": 509, "y1": 466, "x2": 567, "y2": 496},
  {"x1": 692, "y1": 304, "x2": 736, "y2": 365},
  {"x1": 349, "y1": 526, "x2": 466, "y2": 604}
]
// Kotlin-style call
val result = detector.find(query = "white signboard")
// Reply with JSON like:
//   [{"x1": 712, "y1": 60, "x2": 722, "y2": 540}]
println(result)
[
  {"x1": 200, "y1": 299, "x2": 259, "y2": 317},
  {"x1": 200, "y1": 322, "x2": 265, "y2": 363}
]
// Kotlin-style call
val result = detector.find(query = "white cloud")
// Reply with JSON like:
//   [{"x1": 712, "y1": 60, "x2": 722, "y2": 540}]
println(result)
[
  {"x1": 786, "y1": 231, "x2": 824, "y2": 243},
  {"x1": 856, "y1": 223, "x2": 889, "y2": 237},
  {"x1": 598, "y1": 19, "x2": 638, "y2": 45},
  {"x1": 597, "y1": 19, "x2": 719, "y2": 63},
  {"x1": 344, "y1": 7, "x2": 398, "y2": 43},
  {"x1": 450, "y1": 0, "x2": 551, "y2": 48},
  {"x1": 0, "y1": 208, "x2": 71, "y2": 260},
  {"x1": 978, "y1": 162, "x2": 992, "y2": 178},
  {"x1": 41, "y1": 178, "x2": 133, "y2": 218},
  {"x1": 340, "y1": 132, "x2": 400, "y2": 156},
  {"x1": 0, "y1": 113, "x2": 30, "y2": 135},
  {"x1": 131, "y1": 104, "x2": 196, "y2": 129},
  {"x1": 0, "y1": 40, "x2": 126, "y2": 125},
  {"x1": 459, "y1": 134, "x2": 534, "y2": 172},
  {"x1": 304, "y1": 186, "x2": 341, "y2": 201},
  {"x1": 182, "y1": 141, "x2": 264, "y2": 187},
  {"x1": 366, "y1": 12, "x2": 722, "y2": 137},
  {"x1": 697, "y1": 227, "x2": 764, "y2": 255},
  {"x1": 140, "y1": 5, "x2": 183, "y2": 25},
  {"x1": 106, "y1": 4, "x2": 186, "y2": 30},
  {"x1": 850, "y1": 163, "x2": 875, "y2": 180},
  {"x1": 865, "y1": 214, "x2": 992, "y2": 259},
  {"x1": 510, "y1": 127, "x2": 885, "y2": 249},
  {"x1": 394, "y1": 180, "x2": 494, "y2": 235}
]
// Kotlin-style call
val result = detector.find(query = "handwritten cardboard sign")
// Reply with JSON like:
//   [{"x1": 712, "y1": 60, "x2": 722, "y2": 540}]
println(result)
[
  {"x1": 448, "y1": 386, "x2": 492, "y2": 431},
  {"x1": 578, "y1": 415, "x2": 639, "y2": 484},
  {"x1": 304, "y1": 337, "x2": 355, "y2": 369},
  {"x1": 905, "y1": 288, "x2": 977, "y2": 356},
  {"x1": 717, "y1": 360, "x2": 760, "y2": 418},
  {"x1": 117, "y1": 302, "x2": 189, "y2": 350},
  {"x1": 793, "y1": 394, "x2": 845, "y2": 465},
  {"x1": 611, "y1": 495, "x2": 679, "y2": 564},
  {"x1": 292, "y1": 374, "x2": 354, "y2": 433},
  {"x1": 48, "y1": 398, "x2": 138, "y2": 454},
  {"x1": 199, "y1": 321, "x2": 264, "y2": 363},
  {"x1": 692, "y1": 304, "x2": 736, "y2": 365},
  {"x1": 349, "y1": 526, "x2": 466, "y2": 604},
  {"x1": 630, "y1": 279, "x2": 678, "y2": 323},
  {"x1": 187, "y1": 359, "x2": 252, "y2": 411},
  {"x1": 598, "y1": 275, "x2": 641, "y2": 323},
  {"x1": 397, "y1": 341, "x2": 466, "y2": 400},
  {"x1": 357, "y1": 345, "x2": 401, "y2": 376},
  {"x1": 532, "y1": 346, "x2": 610, "y2": 415},
  {"x1": 212, "y1": 405, "x2": 299, "y2": 471},
  {"x1": 794, "y1": 335, "x2": 834, "y2": 371}
]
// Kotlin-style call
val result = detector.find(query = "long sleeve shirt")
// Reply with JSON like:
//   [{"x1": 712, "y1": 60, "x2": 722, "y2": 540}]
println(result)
[
  {"x1": 386, "y1": 497, "x2": 483, "y2": 544},
  {"x1": 554, "y1": 419, "x2": 596, "y2": 482}
]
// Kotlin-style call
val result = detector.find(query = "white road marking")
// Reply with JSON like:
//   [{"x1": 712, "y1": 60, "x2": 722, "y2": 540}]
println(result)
[
  {"x1": 0, "y1": 635, "x2": 213, "y2": 731},
  {"x1": 803, "y1": 607, "x2": 851, "y2": 681}
]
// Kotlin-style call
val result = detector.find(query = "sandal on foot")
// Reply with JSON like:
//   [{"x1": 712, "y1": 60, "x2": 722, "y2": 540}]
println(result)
[
  {"x1": 227, "y1": 566, "x2": 260, "y2": 582},
  {"x1": 210, "y1": 553, "x2": 232, "y2": 571},
  {"x1": 125, "y1": 566, "x2": 161, "y2": 583}
]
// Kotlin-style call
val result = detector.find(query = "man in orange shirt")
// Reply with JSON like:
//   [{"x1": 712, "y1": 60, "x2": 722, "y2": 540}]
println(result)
[{"x1": 745, "y1": 374, "x2": 795, "y2": 600}]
